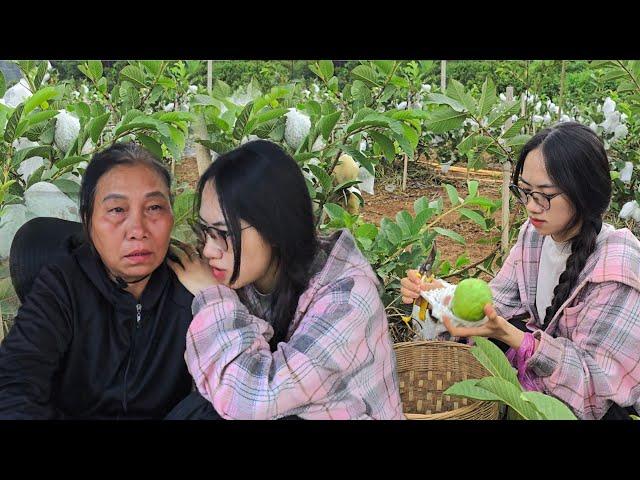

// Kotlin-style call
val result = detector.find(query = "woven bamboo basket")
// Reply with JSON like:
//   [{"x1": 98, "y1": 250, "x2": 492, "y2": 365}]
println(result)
[{"x1": 394, "y1": 340, "x2": 500, "y2": 420}]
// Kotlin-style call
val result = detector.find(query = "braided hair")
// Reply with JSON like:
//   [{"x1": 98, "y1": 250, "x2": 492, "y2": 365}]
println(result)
[{"x1": 512, "y1": 122, "x2": 611, "y2": 327}]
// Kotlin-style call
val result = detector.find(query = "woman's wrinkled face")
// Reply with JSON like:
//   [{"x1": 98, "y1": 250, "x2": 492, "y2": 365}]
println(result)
[
  {"x1": 199, "y1": 182, "x2": 277, "y2": 293},
  {"x1": 90, "y1": 163, "x2": 173, "y2": 282},
  {"x1": 519, "y1": 147, "x2": 576, "y2": 241}
]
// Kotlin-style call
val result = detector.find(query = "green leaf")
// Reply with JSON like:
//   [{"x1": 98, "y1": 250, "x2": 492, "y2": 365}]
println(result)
[
  {"x1": 72, "y1": 102, "x2": 91, "y2": 120},
  {"x1": 413, "y1": 196, "x2": 429, "y2": 215},
  {"x1": 466, "y1": 196, "x2": 500, "y2": 209},
  {"x1": 425, "y1": 106, "x2": 468, "y2": 133},
  {"x1": 388, "y1": 109, "x2": 430, "y2": 121},
  {"x1": 433, "y1": 227, "x2": 465, "y2": 245},
  {"x1": 120, "y1": 65, "x2": 146, "y2": 89},
  {"x1": 424, "y1": 93, "x2": 466, "y2": 112},
  {"x1": 308, "y1": 164, "x2": 333, "y2": 193},
  {"x1": 4, "y1": 104, "x2": 24, "y2": 144},
  {"x1": 33, "y1": 61, "x2": 48, "y2": 89},
  {"x1": 347, "y1": 113, "x2": 403, "y2": 136},
  {"x1": 471, "y1": 336, "x2": 520, "y2": 387},
  {"x1": 486, "y1": 100, "x2": 520, "y2": 129},
  {"x1": 317, "y1": 111, "x2": 341, "y2": 140},
  {"x1": 355, "y1": 223, "x2": 378, "y2": 240},
  {"x1": 505, "y1": 134, "x2": 531, "y2": 150},
  {"x1": 0, "y1": 70, "x2": 5, "y2": 98},
  {"x1": 476, "y1": 377, "x2": 542, "y2": 419},
  {"x1": 395, "y1": 211, "x2": 413, "y2": 237},
  {"x1": 459, "y1": 207, "x2": 487, "y2": 229},
  {"x1": 25, "y1": 165, "x2": 45, "y2": 188},
  {"x1": 446, "y1": 79, "x2": 477, "y2": 112},
  {"x1": 390, "y1": 131, "x2": 414, "y2": 159},
  {"x1": 402, "y1": 124, "x2": 419, "y2": 151},
  {"x1": 467, "y1": 179, "x2": 479, "y2": 198},
  {"x1": 88, "y1": 60, "x2": 103, "y2": 81},
  {"x1": 158, "y1": 112, "x2": 196, "y2": 124},
  {"x1": 600, "y1": 69, "x2": 628, "y2": 83},
  {"x1": 590, "y1": 60, "x2": 615, "y2": 69},
  {"x1": 21, "y1": 109, "x2": 59, "y2": 128},
  {"x1": 245, "y1": 108, "x2": 288, "y2": 134},
  {"x1": 444, "y1": 379, "x2": 503, "y2": 401},
  {"x1": 12, "y1": 146, "x2": 53, "y2": 168},
  {"x1": 373, "y1": 60, "x2": 395, "y2": 75},
  {"x1": 444, "y1": 184, "x2": 460, "y2": 205},
  {"x1": 351, "y1": 65, "x2": 380, "y2": 88},
  {"x1": 520, "y1": 392, "x2": 577, "y2": 420},
  {"x1": 232, "y1": 101, "x2": 254, "y2": 141},
  {"x1": 477, "y1": 78, "x2": 497, "y2": 118},
  {"x1": 412, "y1": 208, "x2": 434, "y2": 235},
  {"x1": 87, "y1": 113, "x2": 111, "y2": 143},
  {"x1": 55, "y1": 156, "x2": 87, "y2": 169},
  {"x1": 140, "y1": 60, "x2": 162, "y2": 77},
  {"x1": 136, "y1": 133, "x2": 163, "y2": 160},
  {"x1": 369, "y1": 131, "x2": 395, "y2": 162},
  {"x1": 381, "y1": 218, "x2": 403, "y2": 245},
  {"x1": 191, "y1": 94, "x2": 220, "y2": 107},
  {"x1": 119, "y1": 109, "x2": 144, "y2": 127},
  {"x1": 52, "y1": 178, "x2": 81, "y2": 198},
  {"x1": 319, "y1": 60, "x2": 334, "y2": 81},
  {"x1": 195, "y1": 139, "x2": 230, "y2": 154},
  {"x1": 455, "y1": 252, "x2": 471, "y2": 268},
  {"x1": 502, "y1": 117, "x2": 527, "y2": 139},
  {"x1": 324, "y1": 203, "x2": 349, "y2": 222}
]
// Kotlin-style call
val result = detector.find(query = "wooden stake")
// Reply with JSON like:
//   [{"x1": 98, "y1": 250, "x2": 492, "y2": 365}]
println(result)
[
  {"x1": 402, "y1": 154, "x2": 408, "y2": 191},
  {"x1": 207, "y1": 60, "x2": 213, "y2": 95},
  {"x1": 440, "y1": 60, "x2": 447, "y2": 92},
  {"x1": 558, "y1": 60, "x2": 567, "y2": 119}
]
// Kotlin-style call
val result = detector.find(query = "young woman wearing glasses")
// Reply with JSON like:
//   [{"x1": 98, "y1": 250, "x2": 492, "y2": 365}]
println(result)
[
  {"x1": 400, "y1": 121, "x2": 640, "y2": 419},
  {"x1": 166, "y1": 140, "x2": 403, "y2": 420}
]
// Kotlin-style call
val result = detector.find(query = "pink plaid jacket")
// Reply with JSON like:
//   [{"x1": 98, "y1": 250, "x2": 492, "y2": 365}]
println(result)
[
  {"x1": 184, "y1": 229, "x2": 404, "y2": 420},
  {"x1": 491, "y1": 220, "x2": 640, "y2": 419}
]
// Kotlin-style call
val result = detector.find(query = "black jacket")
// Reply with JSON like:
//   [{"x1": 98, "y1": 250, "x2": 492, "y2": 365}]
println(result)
[{"x1": 0, "y1": 241, "x2": 194, "y2": 419}]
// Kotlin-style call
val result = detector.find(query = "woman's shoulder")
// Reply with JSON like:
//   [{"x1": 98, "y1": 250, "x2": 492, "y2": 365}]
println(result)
[
  {"x1": 298, "y1": 229, "x2": 382, "y2": 311},
  {"x1": 590, "y1": 224, "x2": 640, "y2": 290}
]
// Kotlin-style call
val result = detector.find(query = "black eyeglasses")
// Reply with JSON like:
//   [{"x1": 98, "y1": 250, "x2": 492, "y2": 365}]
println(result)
[
  {"x1": 509, "y1": 183, "x2": 564, "y2": 211},
  {"x1": 189, "y1": 218, "x2": 253, "y2": 253}
]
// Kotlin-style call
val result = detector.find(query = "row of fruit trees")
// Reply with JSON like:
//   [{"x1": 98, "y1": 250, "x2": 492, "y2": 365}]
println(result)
[{"x1": 1, "y1": 59, "x2": 639, "y2": 419}]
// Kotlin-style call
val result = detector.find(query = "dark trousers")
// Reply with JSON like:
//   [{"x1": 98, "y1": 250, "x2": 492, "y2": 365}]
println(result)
[
  {"x1": 489, "y1": 316, "x2": 637, "y2": 420},
  {"x1": 165, "y1": 391, "x2": 303, "y2": 420}
]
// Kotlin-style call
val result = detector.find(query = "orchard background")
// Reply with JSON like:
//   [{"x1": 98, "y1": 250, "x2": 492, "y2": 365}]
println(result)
[{"x1": 2, "y1": 59, "x2": 639, "y2": 344}]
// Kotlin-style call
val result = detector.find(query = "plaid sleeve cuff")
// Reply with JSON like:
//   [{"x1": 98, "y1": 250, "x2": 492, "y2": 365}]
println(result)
[{"x1": 526, "y1": 330, "x2": 561, "y2": 377}]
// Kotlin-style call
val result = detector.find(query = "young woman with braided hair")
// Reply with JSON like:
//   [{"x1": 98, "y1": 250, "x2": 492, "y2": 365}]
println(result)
[{"x1": 400, "y1": 122, "x2": 640, "y2": 419}]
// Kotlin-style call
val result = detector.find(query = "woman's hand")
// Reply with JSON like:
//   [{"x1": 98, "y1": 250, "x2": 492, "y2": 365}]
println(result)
[
  {"x1": 400, "y1": 269, "x2": 444, "y2": 304},
  {"x1": 442, "y1": 304, "x2": 526, "y2": 350},
  {"x1": 167, "y1": 244, "x2": 219, "y2": 296}
]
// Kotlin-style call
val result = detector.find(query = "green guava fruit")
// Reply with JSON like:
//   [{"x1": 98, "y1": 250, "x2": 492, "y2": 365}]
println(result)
[{"x1": 450, "y1": 278, "x2": 493, "y2": 322}]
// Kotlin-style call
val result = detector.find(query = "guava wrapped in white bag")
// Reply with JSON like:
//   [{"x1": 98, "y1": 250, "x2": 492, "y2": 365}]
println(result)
[{"x1": 415, "y1": 280, "x2": 489, "y2": 334}]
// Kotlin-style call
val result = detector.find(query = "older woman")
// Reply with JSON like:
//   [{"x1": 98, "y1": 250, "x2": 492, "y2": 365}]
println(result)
[{"x1": 0, "y1": 142, "x2": 193, "y2": 419}]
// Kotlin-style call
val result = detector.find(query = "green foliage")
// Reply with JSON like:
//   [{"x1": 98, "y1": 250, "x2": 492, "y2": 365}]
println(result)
[{"x1": 445, "y1": 336, "x2": 577, "y2": 420}]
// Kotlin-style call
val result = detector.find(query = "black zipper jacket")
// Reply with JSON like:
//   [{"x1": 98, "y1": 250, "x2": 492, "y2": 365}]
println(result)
[{"x1": 0, "y1": 241, "x2": 194, "y2": 419}]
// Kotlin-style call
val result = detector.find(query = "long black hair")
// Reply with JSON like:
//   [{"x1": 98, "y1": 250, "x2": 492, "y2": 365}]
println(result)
[
  {"x1": 512, "y1": 122, "x2": 611, "y2": 326},
  {"x1": 196, "y1": 140, "x2": 318, "y2": 351},
  {"x1": 79, "y1": 142, "x2": 172, "y2": 244}
]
